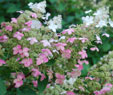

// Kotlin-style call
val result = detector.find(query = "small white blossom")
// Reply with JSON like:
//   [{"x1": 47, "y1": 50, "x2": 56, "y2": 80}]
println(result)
[
  {"x1": 28, "y1": 1, "x2": 46, "y2": 13},
  {"x1": 109, "y1": 19, "x2": 113, "y2": 27},
  {"x1": 96, "y1": 20, "x2": 107, "y2": 28},
  {"x1": 85, "y1": 10, "x2": 92, "y2": 14},
  {"x1": 59, "y1": 36, "x2": 66, "y2": 40},
  {"x1": 102, "y1": 33, "x2": 110, "y2": 37},
  {"x1": 82, "y1": 16, "x2": 94, "y2": 26},
  {"x1": 31, "y1": 20, "x2": 42, "y2": 29},
  {"x1": 48, "y1": 15, "x2": 62, "y2": 32}
]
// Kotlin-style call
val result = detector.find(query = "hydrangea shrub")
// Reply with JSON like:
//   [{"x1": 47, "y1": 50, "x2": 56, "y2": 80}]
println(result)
[{"x1": 0, "y1": 1, "x2": 113, "y2": 95}]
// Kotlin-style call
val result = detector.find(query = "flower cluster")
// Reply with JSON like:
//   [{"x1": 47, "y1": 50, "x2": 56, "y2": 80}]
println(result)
[{"x1": 0, "y1": 0, "x2": 113, "y2": 95}]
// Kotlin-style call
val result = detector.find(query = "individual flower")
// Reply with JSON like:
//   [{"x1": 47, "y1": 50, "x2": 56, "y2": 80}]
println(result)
[
  {"x1": 41, "y1": 40, "x2": 51, "y2": 47},
  {"x1": 5, "y1": 25, "x2": 13, "y2": 31},
  {"x1": 95, "y1": 35, "x2": 102, "y2": 44},
  {"x1": 13, "y1": 32, "x2": 24, "y2": 40},
  {"x1": 19, "y1": 47, "x2": 29, "y2": 58},
  {"x1": 66, "y1": 91, "x2": 75, "y2": 95},
  {"x1": 41, "y1": 49, "x2": 52, "y2": 56},
  {"x1": 31, "y1": 13, "x2": 37, "y2": 18},
  {"x1": 55, "y1": 43, "x2": 67, "y2": 50},
  {"x1": 62, "y1": 28, "x2": 74, "y2": 35},
  {"x1": 78, "y1": 37, "x2": 88, "y2": 43},
  {"x1": 75, "y1": 64, "x2": 83, "y2": 71},
  {"x1": 27, "y1": 37, "x2": 38, "y2": 45},
  {"x1": 90, "y1": 47, "x2": 99, "y2": 52},
  {"x1": 28, "y1": 1, "x2": 46, "y2": 13},
  {"x1": 40, "y1": 74, "x2": 46, "y2": 81},
  {"x1": 78, "y1": 50, "x2": 88, "y2": 59},
  {"x1": 25, "y1": 21, "x2": 32, "y2": 27},
  {"x1": 78, "y1": 59, "x2": 89, "y2": 65},
  {"x1": 67, "y1": 37, "x2": 76, "y2": 43},
  {"x1": 0, "y1": 35, "x2": 8, "y2": 42},
  {"x1": 13, "y1": 73, "x2": 25, "y2": 88},
  {"x1": 85, "y1": 10, "x2": 92, "y2": 14},
  {"x1": 102, "y1": 33, "x2": 110, "y2": 37},
  {"x1": 109, "y1": 19, "x2": 113, "y2": 27},
  {"x1": 48, "y1": 15, "x2": 62, "y2": 32},
  {"x1": 36, "y1": 53, "x2": 48, "y2": 65},
  {"x1": 11, "y1": 18, "x2": 17, "y2": 23},
  {"x1": 82, "y1": 16, "x2": 94, "y2": 26},
  {"x1": 13, "y1": 45, "x2": 22, "y2": 55},
  {"x1": 55, "y1": 73, "x2": 65, "y2": 85},
  {"x1": 61, "y1": 49, "x2": 71, "y2": 59},
  {"x1": 0, "y1": 59, "x2": 6, "y2": 66},
  {"x1": 32, "y1": 68, "x2": 41, "y2": 77},
  {"x1": 32, "y1": 80, "x2": 38, "y2": 87},
  {"x1": 85, "y1": 77, "x2": 95, "y2": 80},
  {"x1": 21, "y1": 58, "x2": 33, "y2": 67}
]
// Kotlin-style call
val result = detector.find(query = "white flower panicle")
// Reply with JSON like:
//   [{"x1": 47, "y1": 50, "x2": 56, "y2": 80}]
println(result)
[
  {"x1": 48, "y1": 15, "x2": 62, "y2": 32},
  {"x1": 28, "y1": 1, "x2": 46, "y2": 13},
  {"x1": 82, "y1": 7, "x2": 113, "y2": 28}
]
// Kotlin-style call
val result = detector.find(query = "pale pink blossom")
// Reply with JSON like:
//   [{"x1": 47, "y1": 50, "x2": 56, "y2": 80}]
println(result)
[
  {"x1": 25, "y1": 21, "x2": 32, "y2": 27},
  {"x1": 0, "y1": 35, "x2": 8, "y2": 42},
  {"x1": 22, "y1": 28, "x2": 31, "y2": 32},
  {"x1": 75, "y1": 64, "x2": 83, "y2": 71},
  {"x1": 13, "y1": 45, "x2": 22, "y2": 55},
  {"x1": 11, "y1": 18, "x2": 17, "y2": 23},
  {"x1": 90, "y1": 47, "x2": 99, "y2": 52},
  {"x1": 102, "y1": 33, "x2": 110, "y2": 37},
  {"x1": 14, "y1": 73, "x2": 25, "y2": 88},
  {"x1": 67, "y1": 37, "x2": 76, "y2": 43},
  {"x1": 32, "y1": 68, "x2": 41, "y2": 77},
  {"x1": 78, "y1": 37, "x2": 88, "y2": 43},
  {"x1": 31, "y1": 13, "x2": 37, "y2": 18},
  {"x1": 66, "y1": 91, "x2": 75, "y2": 95},
  {"x1": 78, "y1": 50, "x2": 88, "y2": 59},
  {"x1": 40, "y1": 74, "x2": 46, "y2": 81},
  {"x1": 0, "y1": 59, "x2": 6, "y2": 66},
  {"x1": 78, "y1": 59, "x2": 89, "y2": 65},
  {"x1": 61, "y1": 49, "x2": 71, "y2": 59},
  {"x1": 55, "y1": 43, "x2": 67, "y2": 50},
  {"x1": 62, "y1": 28, "x2": 74, "y2": 35},
  {"x1": 85, "y1": 77, "x2": 95, "y2": 80},
  {"x1": 36, "y1": 53, "x2": 48, "y2": 65},
  {"x1": 41, "y1": 49, "x2": 52, "y2": 56},
  {"x1": 27, "y1": 37, "x2": 38, "y2": 45},
  {"x1": 1, "y1": 22, "x2": 6, "y2": 27},
  {"x1": 32, "y1": 80, "x2": 38, "y2": 87},
  {"x1": 21, "y1": 58, "x2": 32, "y2": 67},
  {"x1": 13, "y1": 32, "x2": 24, "y2": 40},
  {"x1": 41, "y1": 40, "x2": 51, "y2": 47},
  {"x1": 55, "y1": 73, "x2": 65, "y2": 85},
  {"x1": 95, "y1": 35, "x2": 102, "y2": 44},
  {"x1": 5, "y1": 25, "x2": 13, "y2": 31},
  {"x1": 19, "y1": 48, "x2": 29, "y2": 58},
  {"x1": 67, "y1": 69, "x2": 81, "y2": 78}
]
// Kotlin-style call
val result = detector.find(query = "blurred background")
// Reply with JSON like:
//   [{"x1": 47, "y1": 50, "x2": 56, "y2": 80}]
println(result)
[{"x1": 0, "y1": 0, "x2": 113, "y2": 76}]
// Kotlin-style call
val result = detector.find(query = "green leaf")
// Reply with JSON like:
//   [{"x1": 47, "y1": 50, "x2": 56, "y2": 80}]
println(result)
[
  {"x1": 46, "y1": 59, "x2": 55, "y2": 66},
  {"x1": 37, "y1": 75, "x2": 48, "y2": 93},
  {"x1": 17, "y1": 87, "x2": 37, "y2": 95},
  {"x1": 81, "y1": 64, "x2": 90, "y2": 77},
  {"x1": 0, "y1": 78, "x2": 7, "y2": 95},
  {"x1": 101, "y1": 42, "x2": 111, "y2": 52}
]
